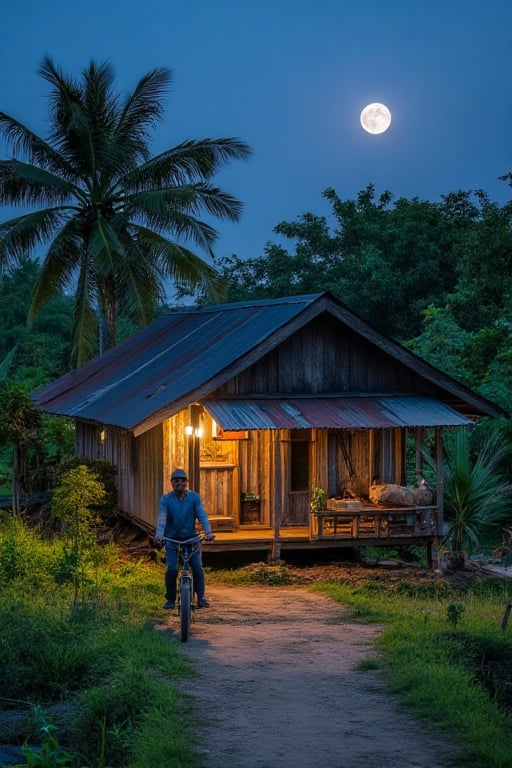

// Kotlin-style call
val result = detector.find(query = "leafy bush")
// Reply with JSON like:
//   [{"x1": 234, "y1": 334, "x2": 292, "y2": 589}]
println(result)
[
  {"x1": 441, "y1": 429, "x2": 512, "y2": 552},
  {"x1": 55, "y1": 458, "x2": 118, "y2": 518},
  {"x1": 0, "y1": 518, "x2": 194, "y2": 768}
]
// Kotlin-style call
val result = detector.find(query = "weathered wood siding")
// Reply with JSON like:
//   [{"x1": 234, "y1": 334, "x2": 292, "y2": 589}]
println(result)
[
  {"x1": 77, "y1": 415, "x2": 409, "y2": 535},
  {"x1": 163, "y1": 410, "x2": 188, "y2": 488},
  {"x1": 238, "y1": 430, "x2": 272, "y2": 525},
  {"x1": 75, "y1": 421, "x2": 163, "y2": 530},
  {"x1": 132, "y1": 425, "x2": 163, "y2": 529},
  {"x1": 214, "y1": 316, "x2": 426, "y2": 396},
  {"x1": 200, "y1": 465, "x2": 239, "y2": 518}
]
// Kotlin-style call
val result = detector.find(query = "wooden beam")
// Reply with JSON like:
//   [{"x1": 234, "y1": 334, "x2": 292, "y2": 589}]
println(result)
[
  {"x1": 415, "y1": 426, "x2": 424, "y2": 480},
  {"x1": 271, "y1": 431, "x2": 282, "y2": 561},
  {"x1": 436, "y1": 426, "x2": 444, "y2": 537}
]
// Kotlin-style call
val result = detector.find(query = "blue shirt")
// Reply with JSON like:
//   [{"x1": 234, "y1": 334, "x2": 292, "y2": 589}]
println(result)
[{"x1": 155, "y1": 490, "x2": 212, "y2": 540}]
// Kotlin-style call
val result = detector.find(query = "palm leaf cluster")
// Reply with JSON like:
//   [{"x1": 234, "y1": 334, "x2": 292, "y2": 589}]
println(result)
[
  {"x1": 442, "y1": 428, "x2": 512, "y2": 551},
  {"x1": 0, "y1": 57, "x2": 251, "y2": 367}
]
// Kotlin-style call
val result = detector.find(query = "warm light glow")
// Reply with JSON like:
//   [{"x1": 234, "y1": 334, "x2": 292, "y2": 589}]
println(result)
[
  {"x1": 185, "y1": 425, "x2": 203, "y2": 438},
  {"x1": 99, "y1": 428, "x2": 106, "y2": 442},
  {"x1": 360, "y1": 103, "x2": 392, "y2": 134}
]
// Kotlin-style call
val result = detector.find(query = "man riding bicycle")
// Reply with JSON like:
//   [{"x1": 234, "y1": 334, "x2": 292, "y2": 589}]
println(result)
[{"x1": 155, "y1": 468, "x2": 215, "y2": 610}]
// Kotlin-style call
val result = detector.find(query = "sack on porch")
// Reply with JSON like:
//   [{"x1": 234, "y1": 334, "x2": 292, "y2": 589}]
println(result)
[
  {"x1": 370, "y1": 483, "x2": 416, "y2": 507},
  {"x1": 370, "y1": 482, "x2": 433, "y2": 507}
]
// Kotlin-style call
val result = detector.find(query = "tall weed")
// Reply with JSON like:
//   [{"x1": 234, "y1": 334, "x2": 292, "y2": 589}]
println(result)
[{"x1": 0, "y1": 518, "x2": 194, "y2": 768}]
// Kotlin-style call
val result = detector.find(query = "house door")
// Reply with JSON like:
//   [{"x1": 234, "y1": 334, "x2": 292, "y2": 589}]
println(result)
[{"x1": 282, "y1": 430, "x2": 310, "y2": 526}]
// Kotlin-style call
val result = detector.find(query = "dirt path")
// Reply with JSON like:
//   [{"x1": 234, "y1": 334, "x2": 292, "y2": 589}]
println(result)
[{"x1": 161, "y1": 584, "x2": 456, "y2": 768}]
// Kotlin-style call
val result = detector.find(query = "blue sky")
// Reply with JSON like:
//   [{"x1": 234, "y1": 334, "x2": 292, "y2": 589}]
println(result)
[{"x1": 1, "y1": 0, "x2": 511, "y2": 266}]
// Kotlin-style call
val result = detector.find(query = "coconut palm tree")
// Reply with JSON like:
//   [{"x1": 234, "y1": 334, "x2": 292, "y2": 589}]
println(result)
[{"x1": 0, "y1": 57, "x2": 251, "y2": 367}]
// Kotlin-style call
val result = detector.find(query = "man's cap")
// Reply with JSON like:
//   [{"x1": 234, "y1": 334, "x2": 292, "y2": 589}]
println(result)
[{"x1": 171, "y1": 468, "x2": 188, "y2": 480}]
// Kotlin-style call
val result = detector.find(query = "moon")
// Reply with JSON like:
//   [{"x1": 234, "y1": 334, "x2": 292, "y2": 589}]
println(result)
[{"x1": 360, "y1": 103, "x2": 392, "y2": 134}]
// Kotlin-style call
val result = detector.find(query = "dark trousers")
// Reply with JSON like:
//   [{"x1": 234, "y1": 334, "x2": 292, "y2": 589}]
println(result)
[{"x1": 164, "y1": 542, "x2": 206, "y2": 603}]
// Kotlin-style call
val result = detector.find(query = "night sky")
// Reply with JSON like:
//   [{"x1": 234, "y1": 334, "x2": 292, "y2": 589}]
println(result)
[{"x1": 1, "y1": 0, "x2": 511, "y2": 268}]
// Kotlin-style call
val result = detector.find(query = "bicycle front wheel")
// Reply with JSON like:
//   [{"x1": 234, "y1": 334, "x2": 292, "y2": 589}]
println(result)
[{"x1": 180, "y1": 578, "x2": 192, "y2": 642}]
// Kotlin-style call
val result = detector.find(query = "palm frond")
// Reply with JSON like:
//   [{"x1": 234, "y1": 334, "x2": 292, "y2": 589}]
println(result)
[
  {"x1": 70, "y1": 261, "x2": 98, "y2": 368},
  {"x1": 89, "y1": 216, "x2": 125, "y2": 278},
  {"x1": 0, "y1": 159, "x2": 77, "y2": 206},
  {"x1": 138, "y1": 207, "x2": 218, "y2": 255},
  {"x1": 190, "y1": 183, "x2": 244, "y2": 221},
  {"x1": 130, "y1": 224, "x2": 224, "y2": 299},
  {"x1": 28, "y1": 221, "x2": 84, "y2": 324},
  {"x1": 115, "y1": 234, "x2": 166, "y2": 324},
  {"x1": 125, "y1": 137, "x2": 251, "y2": 188},
  {"x1": 39, "y1": 57, "x2": 108, "y2": 177},
  {"x1": 117, "y1": 67, "x2": 171, "y2": 142},
  {"x1": 38, "y1": 55, "x2": 84, "y2": 139},
  {"x1": 0, "y1": 207, "x2": 71, "y2": 263},
  {"x1": 0, "y1": 113, "x2": 77, "y2": 179}
]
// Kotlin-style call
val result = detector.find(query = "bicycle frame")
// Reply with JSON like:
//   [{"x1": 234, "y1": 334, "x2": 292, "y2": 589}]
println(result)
[{"x1": 164, "y1": 534, "x2": 203, "y2": 642}]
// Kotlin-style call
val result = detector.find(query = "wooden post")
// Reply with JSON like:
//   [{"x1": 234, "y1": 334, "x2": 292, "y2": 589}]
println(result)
[
  {"x1": 188, "y1": 403, "x2": 203, "y2": 494},
  {"x1": 415, "y1": 426, "x2": 424, "y2": 481},
  {"x1": 368, "y1": 429, "x2": 375, "y2": 484},
  {"x1": 271, "y1": 430, "x2": 282, "y2": 562},
  {"x1": 435, "y1": 426, "x2": 444, "y2": 536}
]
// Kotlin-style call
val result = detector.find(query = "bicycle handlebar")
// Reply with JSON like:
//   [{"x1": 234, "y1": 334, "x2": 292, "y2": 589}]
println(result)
[{"x1": 164, "y1": 534, "x2": 205, "y2": 546}]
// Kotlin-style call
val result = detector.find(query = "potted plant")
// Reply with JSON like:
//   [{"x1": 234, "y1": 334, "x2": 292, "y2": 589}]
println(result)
[{"x1": 310, "y1": 485, "x2": 326, "y2": 512}]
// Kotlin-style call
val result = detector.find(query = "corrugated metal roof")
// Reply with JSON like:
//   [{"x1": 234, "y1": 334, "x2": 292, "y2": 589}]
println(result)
[
  {"x1": 203, "y1": 397, "x2": 473, "y2": 430},
  {"x1": 33, "y1": 292, "x2": 504, "y2": 434},
  {"x1": 34, "y1": 295, "x2": 320, "y2": 431}
]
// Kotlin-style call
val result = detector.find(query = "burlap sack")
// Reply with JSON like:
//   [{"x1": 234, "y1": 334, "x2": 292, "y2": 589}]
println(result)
[{"x1": 369, "y1": 484, "x2": 417, "y2": 506}]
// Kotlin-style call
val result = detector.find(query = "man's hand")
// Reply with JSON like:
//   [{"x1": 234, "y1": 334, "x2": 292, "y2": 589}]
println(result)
[
  {"x1": 154, "y1": 537, "x2": 163, "y2": 548},
  {"x1": 204, "y1": 533, "x2": 216, "y2": 542}
]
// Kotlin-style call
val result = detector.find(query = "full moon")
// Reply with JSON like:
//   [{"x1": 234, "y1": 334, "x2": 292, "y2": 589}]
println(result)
[{"x1": 360, "y1": 103, "x2": 392, "y2": 134}]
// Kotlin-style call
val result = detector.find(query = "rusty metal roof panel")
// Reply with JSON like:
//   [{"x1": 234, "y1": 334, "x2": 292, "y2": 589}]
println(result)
[
  {"x1": 34, "y1": 291, "x2": 503, "y2": 433},
  {"x1": 34, "y1": 295, "x2": 321, "y2": 429},
  {"x1": 203, "y1": 397, "x2": 473, "y2": 430}
]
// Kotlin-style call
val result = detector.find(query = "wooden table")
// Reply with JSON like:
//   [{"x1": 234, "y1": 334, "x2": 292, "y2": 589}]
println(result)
[{"x1": 310, "y1": 505, "x2": 437, "y2": 540}]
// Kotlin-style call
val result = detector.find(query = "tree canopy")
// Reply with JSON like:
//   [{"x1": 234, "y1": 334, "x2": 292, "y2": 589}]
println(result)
[{"x1": 212, "y1": 184, "x2": 512, "y2": 413}]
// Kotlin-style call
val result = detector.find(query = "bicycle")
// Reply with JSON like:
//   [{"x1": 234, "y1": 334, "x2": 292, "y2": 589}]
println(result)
[{"x1": 163, "y1": 534, "x2": 206, "y2": 642}]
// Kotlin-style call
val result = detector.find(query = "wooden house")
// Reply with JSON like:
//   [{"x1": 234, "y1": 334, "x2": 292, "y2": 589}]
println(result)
[{"x1": 34, "y1": 293, "x2": 505, "y2": 562}]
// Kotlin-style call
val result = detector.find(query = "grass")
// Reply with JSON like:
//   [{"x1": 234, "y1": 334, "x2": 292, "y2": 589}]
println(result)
[
  {"x1": 0, "y1": 516, "x2": 200, "y2": 768},
  {"x1": 4, "y1": 515, "x2": 512, "y2": 768},
  {"x1": 312, "y1": 576, "x2": 512, "y2": 768}
]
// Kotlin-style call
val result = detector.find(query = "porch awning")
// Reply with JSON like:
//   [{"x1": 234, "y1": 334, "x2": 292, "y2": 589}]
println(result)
[{"x1": 202, "y1": 396, "x2": 474, "y2": 431}]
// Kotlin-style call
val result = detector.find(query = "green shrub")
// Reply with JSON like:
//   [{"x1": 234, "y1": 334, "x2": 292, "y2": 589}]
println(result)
[{"x1": 56, "y1": 458, "x2": 118, "y2": 518}]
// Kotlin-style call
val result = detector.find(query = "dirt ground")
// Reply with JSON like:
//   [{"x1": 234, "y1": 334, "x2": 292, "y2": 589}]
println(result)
[
  {"x1": 158, "y1": 570, "x2": 459, "y2": 768},
  {"x1": 0, "y1": 557, "x2": 499, "y2": 767}
]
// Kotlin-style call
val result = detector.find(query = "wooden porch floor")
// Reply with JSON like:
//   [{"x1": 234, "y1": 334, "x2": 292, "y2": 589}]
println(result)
[
  {"x1": 204, "y1": 525, "x2": 435, "y2": 554},
  {"x1": 204, "y1": 504, "x2": 438, "y2": 555}
]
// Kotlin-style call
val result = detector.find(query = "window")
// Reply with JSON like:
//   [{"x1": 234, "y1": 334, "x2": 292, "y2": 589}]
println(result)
[{"x1": 290, "y1": 439, "x2": 309, "y2": 491}]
